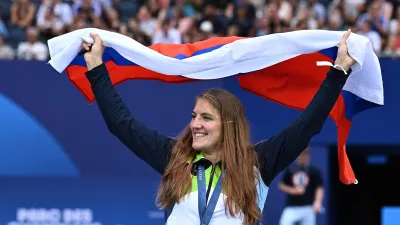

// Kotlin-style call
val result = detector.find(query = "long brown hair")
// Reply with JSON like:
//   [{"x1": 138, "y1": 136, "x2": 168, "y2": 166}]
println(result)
[{"x1": 156, "y1": 88, "x2": 261, "y2": 225}]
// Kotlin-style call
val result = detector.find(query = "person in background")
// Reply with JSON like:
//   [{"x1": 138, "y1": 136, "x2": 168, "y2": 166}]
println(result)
[
  {"x1": 16, "y1": 27, "x2": 48, "y2": 61},
  {"x1": 36, "y1": 0, "x2": 73, "y2": 40},
  {"x1": 278, "y1": 147, "x2": 324, "y2": 225},
  {"x1": 10, "y1": 0, "x2": 36, "y2": 29},
  {"x1": 0, "y1": 34, "x2": 15, "y2": 60},
  {"x1": 152, "y1": 18, "x2": 182, "y2": 44},
  {"x1": 357, "y1": 20, "x2": 382, "y2": 53}
]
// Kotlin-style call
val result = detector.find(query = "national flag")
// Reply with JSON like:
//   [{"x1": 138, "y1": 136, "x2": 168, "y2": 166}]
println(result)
[{"x1": 47, "y1": 28, "x2": 384, "y2": 185}]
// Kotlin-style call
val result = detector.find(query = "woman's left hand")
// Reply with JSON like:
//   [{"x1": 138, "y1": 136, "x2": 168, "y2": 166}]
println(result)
[
  {"x1": 334, "y1": 29, "x2": 357, "y2": 72},
  {"x1": 82, "y1": 33, "x2": 105, "y2": 71}
]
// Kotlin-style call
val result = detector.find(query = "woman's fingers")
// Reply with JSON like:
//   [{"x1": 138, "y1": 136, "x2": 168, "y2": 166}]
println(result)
[
  {"x1": 90, "y1": 32, "x2": 102, "y2": 46},
  {"x1": 82, "y1": 42, "x2": 90, "y2": 51},
  {"x1": 339, "y1": 29, "x2": 351, "y2": 46}
]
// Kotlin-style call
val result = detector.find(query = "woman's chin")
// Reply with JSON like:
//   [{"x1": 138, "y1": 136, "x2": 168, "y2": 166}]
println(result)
[
  {"x1": 192, "y1": 143, "x2": 209, "y2": 152},
  {"x1": 192, "y1": 144, "x2": 202, "y2": 151}
]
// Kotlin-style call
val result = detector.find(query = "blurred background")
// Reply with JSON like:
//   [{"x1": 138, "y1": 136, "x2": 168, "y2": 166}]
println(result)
[{"x1": 0, "y1": 0, "x2": 399, "y2": 225}]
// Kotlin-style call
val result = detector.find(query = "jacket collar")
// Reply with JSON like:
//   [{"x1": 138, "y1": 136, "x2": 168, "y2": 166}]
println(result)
[{"x1": 189, "y1": 152, "x2": 224, "y2": 174}]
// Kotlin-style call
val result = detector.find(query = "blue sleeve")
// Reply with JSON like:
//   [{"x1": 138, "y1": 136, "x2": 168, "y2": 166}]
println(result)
[
  {"x1": 85, "y1": 63, "x2": 176, "y2": 174},
  {"x1": 254, "y1": 67, "x2": 350, "y2": 186}
]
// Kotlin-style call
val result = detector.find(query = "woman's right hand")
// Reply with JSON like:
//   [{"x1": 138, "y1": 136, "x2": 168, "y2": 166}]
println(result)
[{"x1": 82, "y1": 32, "x2": 105, "y2": 71}]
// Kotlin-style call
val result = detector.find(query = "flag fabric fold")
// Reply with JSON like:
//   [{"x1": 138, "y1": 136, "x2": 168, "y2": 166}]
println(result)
[{"x1": 47, "y1": 28, "x2": 384, "y2": 185}]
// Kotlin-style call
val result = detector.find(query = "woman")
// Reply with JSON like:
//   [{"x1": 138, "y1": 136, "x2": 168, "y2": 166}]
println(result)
[{"x1": 81, "y1": 30, "x2": 356, "y2": 225}]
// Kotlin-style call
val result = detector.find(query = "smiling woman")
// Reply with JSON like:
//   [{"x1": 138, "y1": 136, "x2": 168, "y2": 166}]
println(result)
[
  {"x1": 157, "y1": 88, "x2": 261, "y2": 225},
  {"x1": 80, "y1": 30, "x2": 357, "y2": 225},
  {"x1": 191, "y1": 97, "x2": 223, "y2": 155}
]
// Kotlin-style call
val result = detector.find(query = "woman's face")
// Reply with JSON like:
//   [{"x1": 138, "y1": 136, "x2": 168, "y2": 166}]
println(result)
[{"x1": 190, "y1": 98, "x2": 222, "y2": 153}]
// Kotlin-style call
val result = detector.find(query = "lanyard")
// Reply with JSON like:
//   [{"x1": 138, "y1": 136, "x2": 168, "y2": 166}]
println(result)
[{"x1": 197, "y1": 164, "x2": 224, "y2": 225}]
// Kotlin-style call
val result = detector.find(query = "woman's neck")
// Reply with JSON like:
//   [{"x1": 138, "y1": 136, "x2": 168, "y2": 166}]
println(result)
[{"x1": 203, "y1": 151, "x2": 220, "y2": 165}]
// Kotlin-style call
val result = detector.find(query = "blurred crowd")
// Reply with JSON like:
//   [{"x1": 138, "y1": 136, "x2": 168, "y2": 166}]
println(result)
[{"x1": 0, "y1": 0, "x2": 400, "y2": 61}]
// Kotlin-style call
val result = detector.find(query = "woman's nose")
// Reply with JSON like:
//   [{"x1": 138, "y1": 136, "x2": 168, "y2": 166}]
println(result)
[{"x1": 191, "y1": 118, "x2": 203, "y2": 129}]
